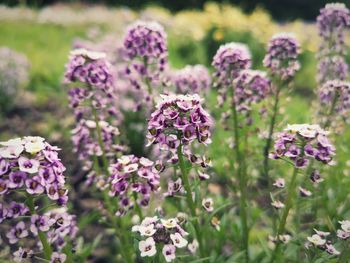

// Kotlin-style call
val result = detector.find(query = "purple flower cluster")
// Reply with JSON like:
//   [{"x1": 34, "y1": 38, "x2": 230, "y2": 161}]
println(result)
[
  {"x1": 3, "y1": 208, "x2": 77, "y2": 263},
  {"x1": 64, "y1": 49, "x2": 114, "y2": 94},
  {"x1": 212, "y1": 42, "x2": 251, "y2": 88},
  {"x1": 108, "y1": 155, "x2": 162, "y2": 216},
  {"x1": 124, "y1": 21, "x2": 167, "y2": 70},
  {"x1": 233, "y1": 70, "x2": 270, "y2": 113},
  {"x1": 123, "y1": 21, "x2": 168, "y2": 110},
  {"x1": 0, "y1": 137, "x2": 68, "y2": 205},
  {"x1": 132, "y1": 216, "x2": 189, "y2": 261},
  {"x1": 71, "y1": 119, "x2": 123, "y2": 172},
  {"x1": 147, "y1": 94, "x2": 213, "y2": 164},
  {"x1": 316, "y1": 3, "x2": 350, "y2": 83},
  {"x1": 173, "y1": 65, "x2": 211, "y2": 94},
  {"x1": 270, "y1": 124, "x2": 335, "y2": 169},
  {"x1": 263, "y1": 33, "x2": 300, "y2": 80},
  {"x1": 319, "y1": 80, "x2": 350, "y2": 116}
]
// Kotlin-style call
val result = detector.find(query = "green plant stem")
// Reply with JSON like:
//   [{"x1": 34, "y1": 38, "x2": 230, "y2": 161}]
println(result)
[
  {"x1": 324, "y1": 90, "x2": 339, "y2": 129},
  {"x1": 270, "y1": 167, "x2": 298, "y2": 263},
  {"x1": 26, "y1": 194, "x2": 52, "y2": 260},
  {"x1": 91, "y1": 104, "x2": 133, "y2": 263},
  {"x1": 263, "y1": 84, "x2": 282, "y2": 187},
  {"x1": 177, "y1": 145, "x2": 205, "y2": 258},
  {"x1": 143, "y1": 57, "x2": 155, "y2": 107},
  {"x1": 231, "y1": 98, "x2": 249, "y2": 263}
]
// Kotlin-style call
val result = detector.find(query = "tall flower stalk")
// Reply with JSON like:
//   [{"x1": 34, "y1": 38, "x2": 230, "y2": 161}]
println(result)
[
  {"x1": 269, "y1": 124, "x2": 335, "y2": 262},
  {"x1": 147, "y1": 93, "x2": 213, "y2": 259},
  {"x1": 262, "y1": 33, "x2": 300, "y2": 186}
]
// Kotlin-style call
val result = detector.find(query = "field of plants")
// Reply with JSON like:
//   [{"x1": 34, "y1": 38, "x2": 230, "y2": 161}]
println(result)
[{"x1": 0, "y1": 2, "x2": 350, "y2": 263}]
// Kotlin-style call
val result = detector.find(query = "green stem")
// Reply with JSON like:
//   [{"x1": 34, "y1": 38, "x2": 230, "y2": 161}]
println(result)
[
  {"x1": 270, "y1": 167, "x2": 299, "y2": 263},
  {"x1": 177, "y1": 145, "x2": 205, "y2": 258},
  {"x1": 263, "y1": 85, "x2": 281, "y2": 187},
  {"x1": 26, "y1": 194, "x2": 52, "y2": 260},
  {"x1": 324, "y1": 90, "x2": 339, "y2": 129},
  {"x1": 231, "y1": 98, "x2": 249, "y2": 263},
  {"x1": 143, "y1": 57, "x2": 155, "y2": 107}
]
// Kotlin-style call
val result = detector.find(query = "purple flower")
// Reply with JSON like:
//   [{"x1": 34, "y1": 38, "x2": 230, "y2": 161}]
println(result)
[
  {"x1": 271, "y1": 124, "x2": 335, "y2": 169},
  {"x1": 0, "y1": 158, "x2": 9, "y2": 175},
  {"x1": 30, "y1": 215, "x2": 54, "y2": 235},
  {"x1": 6, "y1": 221, "x2": 29, "y2": 244},
  {"x1": 147, "y1": 94, "x2": 213, "y2": 163},
  {"x1": 7, "y1": 202, "x2": 28, "y2": 219},
  {"x1": 25, "y1": 176, "x2": 45, "y2": 195},
  {"x1": 173, "y1": 65, "x2": 211, "y2": 94},
  {"x1": 263, "y1": 33, "x2": 300, "y2": 80},
  {"x1": 108, "y1": 155, "x2": 161, "y2": 215},
  {"x1": 8, "y1": 171, "x2": 27, "y2": 188},
  {"x1": 13, "y1": 247, "x2": 34, "y2": 262},
  {"x1": 18, "y1": 157, "x2": 40, "y2": 174},
  {"x1": 212, "y1": 42, "x2": 251, "y2": 88},
  {"x1": 50, "y1": 252, "x2": 67, "y2": 263}
]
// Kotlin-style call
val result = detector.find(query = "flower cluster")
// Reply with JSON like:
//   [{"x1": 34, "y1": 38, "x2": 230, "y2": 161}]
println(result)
[
  {"x1": 307, "y1": 220, "x2": 350, "y2": 257},
  {"x1": 270, "y1": 124, "x2": 335, "y2": 169},
  {"x1": 233, "y1": 69, "x2": 270, "y2": 113},
  {"x1": 0, "y1": 137, "x2": 68, "y2": 205},
  {"x1": 0, "y1": 47, "x2": 30, "y2": 110},
  {"x1": 263, "y1": 33, "x2": 300, "y2": 80},
  {"x1": 64, "y1": 48, "x2": 114, "y2": 94},
  {"x1": 212, "y1": 42, "x2": 251, "y2": 88},
  {"x1": 316, "y1": 3, "x2": 350, "y2": 84},
  {"x1": 173, "y1": 64, "x2": 211, "y2": 94},
  {"x1": 132, "y1": 216, "x2": 189, "y2": 262},
  {"x1": 147, "y1": 94, "x2": 213, "y2": 164},
  {"x1": 108, "y1": 155, "x2": 162, "y2": 216},
  {"x1": 319, "y1": 80, "x2": 350, "y2": 116},
  {"x1": 124, "y1": 20, "x2": 167, "y2": 71},
  {"x1": 123, "y1": 21, "x2": 168, "y2": 110}
]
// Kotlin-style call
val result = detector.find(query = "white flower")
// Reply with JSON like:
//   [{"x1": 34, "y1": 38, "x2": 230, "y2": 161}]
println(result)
[
  {"x1": 140, "y1": 157, "x2": 154, "y2": 167},
  {"x1": 188, "y1": 239, "x2": 199, "y2": 254},
  {"x1": 139, "y1": 237, "x2": 157, "y2": 257},
  {"x1": 278, "y1": 234, "x2": 291, "y2": 244},
  {"x1": 170, "y1": 232, "x2": 188, "y2": 248},
  {"x1": 141, "y1": 216, "x2": 158, "y2": 227},
  {"x1": 313, "y1": 229, "x2": 330, "y2": 237},
  {"x1": 118, "y1": 155, "x2": 131, "y2": 165},
  {"x1": 161, "y1": 218, "x2": 177, "y2": 229},
  {"x1": 124, "y1": 163, "x2": 138, "y2": 173},
  {"x1": 24, "y1": 136, "x2": 45, "y2": 154},
  {"x1": 18, "y1": 157, "x2": 40, "y2": 174},
  {"x1": 162, "y1": 244, "x2": 176, "y2": 262},
  {"x1": 307, "y1": 234, "x2": 326, "y2": 246},
  {"x1": 202, "y1": 198, "x2": 214, "y2": 212},
  {"x1": 139, "y1": 224, "x2": 157, "y2": 237},
  {"x1": 70, "y1": 48, "x2": 106, "y2": 60},
  {"x1": 0, "y1": 144, "x2": 24, "y2": 159},
  {"x1": 340, "y1": 220, "x2": 350, "y2": 233},
  {"x1": 271, "y1": 200, "x2": 285, "y2": 209},
  {"x1": 0, "y1": 138, "x2": 23, "y2": 146},
  {"x1": 273, "y1": 178, "x2": 285, "y2": 188},
  {"x1": 299, "y1": 187, "x2": 312, "y2": 197}
]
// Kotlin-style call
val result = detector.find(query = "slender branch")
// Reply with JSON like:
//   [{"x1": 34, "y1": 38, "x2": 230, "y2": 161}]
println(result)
[
  {"x1": 231, "y1": 96, "x2": 249, "y2": 263},
  {"x1": 177, "y1": 145, "x2": 205, "y2": 258},
  {"x1": 26, "y1": 194, "x2": 52, "y2": 260},
  {"x1": 270, "y1": 167, "x2": 298, "y2": 263}
]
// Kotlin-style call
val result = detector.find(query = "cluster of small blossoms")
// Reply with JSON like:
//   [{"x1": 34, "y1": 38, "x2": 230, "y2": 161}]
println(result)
[
  {"x1": 147, "y1": 94, "x2": 213, "y2": 164},
  {"x1": 64, "y1": 49, "x2": 124, "y2": 175},
  {"x1": 263, "y1": 33, "x2": 300, "y2": 80},
  {"x1": 306, "y1": 220, "x2": 350, "y2": 257},
  {"x1": 0, "y1": 137, "x2": 68, "y2": 205},
  {"x1": 316, "y1": 3, "x2": 350, "y2": 83},
  {"x1": 0, "y1": 47, "x2": 30, "y2": 110},
  {"x1": 123, "y1": 21, "x2": 168, "y2": 109},
  {"x1": 270, "y1": 124, "x2": 335, "y2": 169},
  {"x1": 64, "y1": 48, "x2": 114, "y2": 94},
  {"x1": 107, "y1": 155, "x2": 162, "y2": 216},
  {"x1": 172, "y1": 65, "x2": 211, "y2": 94},
  {"x1": 319, "y1": 80, "x2": 350, "y2": 116},
  {"x1": 132, "y1": 216, "x2": 189, "y2": 262},
  {"x1": 233, "y1": 69, "x2": 270, "y2": 113},
  {"x1": 212, "y1": 43, "x2": 251, "y2": 106},
  {"x1": 0, "y1": 137, "x2": 77, "y2": 263}
]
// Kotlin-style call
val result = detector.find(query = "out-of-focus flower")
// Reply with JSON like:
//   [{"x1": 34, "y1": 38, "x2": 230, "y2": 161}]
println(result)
[
  {"x1": 263, "y1": 33, "x2": 300, "y2": 80},
  {"x1": 173, "y1": 64, "x2": 211, "y2": 94},
  {"x1": 108, "y1": 155, "x2": 161, "y2": 216},
  {"x1": 270, "y1": 124, "x2": 335, "y2": 169},
  {"x1": 212, "y1": 42, "x2": 251, "y2": 89},
  {"x1": 307, "y1": 234, "x2": 326, "y2": 246}
]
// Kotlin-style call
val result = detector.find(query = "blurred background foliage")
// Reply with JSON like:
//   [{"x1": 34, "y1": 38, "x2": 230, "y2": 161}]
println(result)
[{"x1": 1, "y1": 0, "x2": 345, "y2": 21}]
